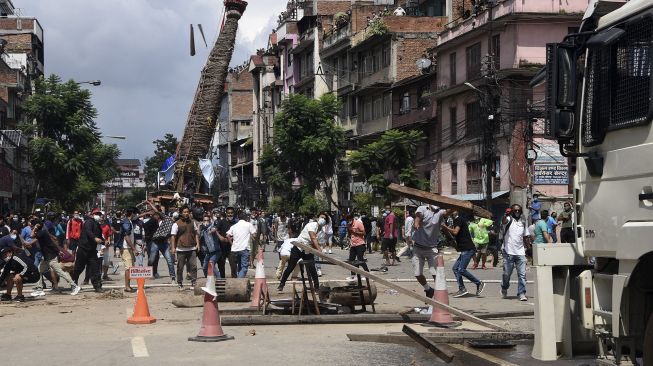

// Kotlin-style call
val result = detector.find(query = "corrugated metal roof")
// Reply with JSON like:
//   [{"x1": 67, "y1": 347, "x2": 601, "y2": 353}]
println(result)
[{"x1": 0, "y1": 129, "x2": 26, "y2": 148}]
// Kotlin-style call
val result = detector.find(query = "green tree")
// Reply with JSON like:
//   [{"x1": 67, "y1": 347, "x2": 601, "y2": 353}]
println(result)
[
  {"x1": 21, "y1": 75, "x2": 120, "y2": 210},
  {"x1": 352, "y1": 192, "x2": 374, "y2": 214},
  {"x1": 349, "y1": 129, "x2": 428, "y2": 195},
  {"x1": 260, "y1": 93, "x2": 346, "y2": 210},
  {"x1": 143, "y1": 133, "x2": 178, "y2": 188}
]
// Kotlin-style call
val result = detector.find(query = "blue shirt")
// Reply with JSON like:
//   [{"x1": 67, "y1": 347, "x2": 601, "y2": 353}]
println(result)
[
  {"x1": 530, "y1": 199, "x2": 542, "y2": 220},
  {"x1": 546, "y1": 216, "x2": 557, "y2": 234}
]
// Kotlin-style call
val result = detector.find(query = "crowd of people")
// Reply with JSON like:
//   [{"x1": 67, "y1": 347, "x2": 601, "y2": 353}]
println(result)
[{"x1": 1, "y1": 197, "x2": 574, "y2": 304}]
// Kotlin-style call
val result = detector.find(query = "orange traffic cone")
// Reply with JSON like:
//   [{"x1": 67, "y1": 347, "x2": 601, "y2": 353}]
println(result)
[
  {"x1": 189, "y1": 261, "x2": 234, "y2": 342},
  {"x1": 426, "y1": 253, "x2": 461, "y2": 328},
  {"x1": 127, "y1": 278, "x2": 156, "y2": 324},
  {"x1": 250, "y1": 248, "x2": 268, "y2": 308}
]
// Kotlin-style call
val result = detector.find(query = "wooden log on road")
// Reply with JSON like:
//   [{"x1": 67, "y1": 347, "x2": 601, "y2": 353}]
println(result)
[
  {"x1": 347, "y1": 331, "x2": 533, "y2": 344},
  {"x1": 387, "y1": 183, "x2": 492, "y2": 219},
  {"x1": 294, "y1": 242, "x2": 506, "y2": 331},
  {"x1": 402, "y1": 325, "x2": 455, "y2": 363}
]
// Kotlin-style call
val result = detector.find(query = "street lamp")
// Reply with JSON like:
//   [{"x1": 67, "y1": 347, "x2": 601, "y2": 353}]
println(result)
[{"x1": 76, "y1": 80, "x2": 102, "y2": 86}]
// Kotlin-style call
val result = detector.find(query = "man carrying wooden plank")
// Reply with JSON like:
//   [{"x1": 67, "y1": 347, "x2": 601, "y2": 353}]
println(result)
[{"x1": 411, "y1": 205, "x2": 445, "y2": 298}]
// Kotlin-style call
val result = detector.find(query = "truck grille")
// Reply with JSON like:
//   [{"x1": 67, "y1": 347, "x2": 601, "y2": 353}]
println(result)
[{"x1": 582, "y1": 16, "x2": 652, "y2": 146}]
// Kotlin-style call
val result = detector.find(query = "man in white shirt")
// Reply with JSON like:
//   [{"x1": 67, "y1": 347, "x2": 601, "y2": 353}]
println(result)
[
  {"x1": 227, "y1": 212, "x2": 256, "y2": 278},
  {"x1": 393, "y1": 6, "x2": 406, "y2": 16},
  {"x1": 277, "y1": 213, "x2": 327, "y2": 292},
  {"x1": 500, "y1": 204, "x2": 531, "y2": 301}
]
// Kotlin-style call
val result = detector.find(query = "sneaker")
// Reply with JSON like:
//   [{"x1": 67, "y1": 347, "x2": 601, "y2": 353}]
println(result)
[
  {"x1": 94, "y1": 287, "x2": 105, "y2": 293},
  {"x1": 519, "y1": 294, "x2": 528, "y2": 301},
  {"x1": 171, "y1": 279, "x2": 177, "y2": 285},
  {"x1": 71, "y1": 285, "x2": 81, "y2": 296},
  {"x1": 424, "y1": 287, "x2": 435, "y2": 299},
  {"x1": 276, "y1": 285, "x2": 284, "y2": 292},
  {"x1": 13, "y1": 294, "x2": 26, "y2": 302},
  {"x1": 154, "y1": 273, "x2": 161, "y2": 279},
  {"x1": 345, "y1": 276, "x2": 356, "y2": 281},
  {"x1": 500, "y1": 288, "x2": 508, "y2": 299},
  {"x1": 102, "y1": 275, "x2": 111, "y2": 281},
  {"x1": 178, "y1": 284, "x2": 184, "y2": 291},
  {"x1": 0, "y1": 293, "x2": 11, "y2": 301},
  {"x1": 394, "y1": 256, "x2": 401, "y2": 263},
  {"x1": 322, "y1": 249, "x2": 327, "y2": 253},
  {"x1": 476, "y1": 282, "x2": 486, "y2": 296},
  {"x1": 452, "y1": 289, "x2": 468, "y2": 298},
  {"x1": 317, "y1": 269, "x2": 322, "y2": 277},
  {"x1": 30, "y1": 289, "x2": 46, "y2": 297},
  {"x1": 328, "y1": 249, "x2": 332, "y2": 254}
]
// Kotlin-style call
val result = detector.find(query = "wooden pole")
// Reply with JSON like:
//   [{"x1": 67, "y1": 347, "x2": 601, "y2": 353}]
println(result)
[
  {"x1": 403, "y1": 325, "x2": 455, "y2": 363},
  {"x1": 293, "y1": 242, "x2": 506, "y2": 331},
  {"x1": 387, "y1": 183, "x2": 492, "y2": 219}
]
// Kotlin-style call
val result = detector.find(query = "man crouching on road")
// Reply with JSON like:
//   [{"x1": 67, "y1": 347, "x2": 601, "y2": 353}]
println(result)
[
  {"x1": 0, "y1": 246, "x2": 40, "y2": 302},
  {"x1": 412, "y1": 205, "x2": 445, "y2": 299}
]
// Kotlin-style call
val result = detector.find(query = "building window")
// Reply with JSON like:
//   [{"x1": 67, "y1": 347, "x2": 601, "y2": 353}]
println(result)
[
  {"x1": 383, "y1": 93, "x2": 391, "y2": 116},
  {"x1": 373, "y1": 96, "x2": 382, "y2": 120},
  {"x1": 449, "y1": 106, "x2": 457, "y2": 142},
  {"x1": 491, "y1": 34, "x2": 500, "y2": 71},
  {"x1": 363, "y1": 97, "x2": 372, "y2": 122},
  {"x1": 465, "y1": 101, "x2": 481, "y2": 137},
  {"x1": 372, "y1": 48, "x2": 380, "y2": 73},
  {"x1": 401, "y1": 92, "x2": 411, "y2": 114},
  {"x1": 339, "y1": 55, "x2": 347, "y2": 80},
  {"x1": 449, "y1": 52, "x2": 456, "y2": 85},
  {"x1": 382, "y1": 43, "x2": 391, "y2": 67},
  {"x1": 287, "y1": 51, "x2": 293, "y2": 67},
  {"x1": 493, "y1": 157, "x2": 501, "y2": 191},
  {"x1": 451, "y1": 162, "x2": 458, "y2": 195},
  {"x1": 350, "y1": 96, "x2": 358, "y2": 117},
  {"x1": 466, "y1": 161, "x2": 482, "y2": 193},
  {"x1": 466, "y1": 42, "x2": 482, "y2": 79}
]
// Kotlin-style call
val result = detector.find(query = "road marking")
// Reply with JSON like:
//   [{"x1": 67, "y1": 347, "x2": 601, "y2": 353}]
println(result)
[{"x1": 131, "y1": 336, "x2": 149, "y2": 358}]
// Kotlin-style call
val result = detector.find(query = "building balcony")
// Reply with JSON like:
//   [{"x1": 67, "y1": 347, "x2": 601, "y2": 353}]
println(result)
[
  {"x1": 438, "y1": 0, "x2": 586, "y2": 46},
  {"x1": 323, "y1": 24, "x2": 351, "y2": 51}
]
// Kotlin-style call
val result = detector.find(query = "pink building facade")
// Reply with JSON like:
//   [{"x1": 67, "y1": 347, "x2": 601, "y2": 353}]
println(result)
[{"x1": 433, "y1": 0, "x2": 586, "y2": 209}]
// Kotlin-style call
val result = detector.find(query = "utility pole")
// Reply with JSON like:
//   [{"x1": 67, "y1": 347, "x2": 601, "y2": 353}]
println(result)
[{"x1": 481, "y1": 53, "x2": 498, "y2": 212}]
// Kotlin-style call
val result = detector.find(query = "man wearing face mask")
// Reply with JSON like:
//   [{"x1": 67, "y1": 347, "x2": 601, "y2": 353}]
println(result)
[
  {"x1": 277, "y1": 212, "x2": 327, "y2": 292},
  {"x1": 382, "y1": 205, "x2": 397, "y2": 266},
  {"x1": 72, "y1": 208, "x2": 104, "y2": 292},
  {"x1": 66, "y1": 211, "x2": 84, "y2": 255},
  {"x1": 216, "y1": 207, "x2": 237, "y2": 278},
  {"x1": 199, "y1": 213, "x2": 220, "y2": 278},
  {"x1": 500, "y1": 204, "x2": 530, "y2": 301},
  {"x1": 558, "y1": 202, "x2": 575, "y2": 243},
  {"x1": 0, "y1": 246, "x2": 40, "y2": 302}
]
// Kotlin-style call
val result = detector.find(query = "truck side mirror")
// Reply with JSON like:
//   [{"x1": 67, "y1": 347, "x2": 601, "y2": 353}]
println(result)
[{"x1": 545, "y1": 43, "x2": 577, "y2": 141}]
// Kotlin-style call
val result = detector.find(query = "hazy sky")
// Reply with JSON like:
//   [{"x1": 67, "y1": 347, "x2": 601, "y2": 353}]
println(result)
[{"x1": 19, "y1": 0, "x2": 286, "y2": 161}]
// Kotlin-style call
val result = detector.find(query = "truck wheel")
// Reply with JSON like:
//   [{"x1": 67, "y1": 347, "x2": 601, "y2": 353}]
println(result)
[{"x1": 645, "y1": 312, "x2": 653, "y2": 366}]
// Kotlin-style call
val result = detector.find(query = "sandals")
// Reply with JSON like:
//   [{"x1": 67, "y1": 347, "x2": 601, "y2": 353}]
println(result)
[{"x1": 123, "y1": 287, "x2": 136, "y2": 293}]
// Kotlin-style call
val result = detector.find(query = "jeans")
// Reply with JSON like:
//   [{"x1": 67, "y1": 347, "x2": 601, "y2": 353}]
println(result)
[
  {"x1": 452, "y1": 249, "x2": 481, "y2": 291},
  {"x1": 501, "y1": 251, "x2": 527, "y2": 296},
  {"x1": 33, "y1": 251, "x2": 43, "y2": 268},
  {"x1": 202, "y1": 251, "x2": 221, "y2": 278},
  {"x1": 230, "y1": 250, "x2": 250, "y2": 278},
  {"x1": 149, "y1": 240, "x2": 175, "y2": 280},
  {"x1": 217, "y1": 242, "x2": 235, "y2": 279}
]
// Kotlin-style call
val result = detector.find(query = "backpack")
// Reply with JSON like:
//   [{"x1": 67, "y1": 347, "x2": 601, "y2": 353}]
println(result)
[{"x1": 69, "y1": 219, "x2": 82, "y2": 240}]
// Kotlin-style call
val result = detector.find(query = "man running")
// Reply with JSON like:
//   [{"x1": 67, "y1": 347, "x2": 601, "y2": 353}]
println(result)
[
  {"x1": 441, "y1": 210, "x2": 485, "y2": 298},
  {"x1": 30, "y1": 221, "x2": 81, "y2": 297}
]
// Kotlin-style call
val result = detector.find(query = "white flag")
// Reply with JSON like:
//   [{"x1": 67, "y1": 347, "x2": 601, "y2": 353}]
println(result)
[
  {"x1": 199, "y1": 159, "x2": 215, "y2": 186},
  {"x1": 161, "y1": 162, "x2": 176, "y2": 184}
]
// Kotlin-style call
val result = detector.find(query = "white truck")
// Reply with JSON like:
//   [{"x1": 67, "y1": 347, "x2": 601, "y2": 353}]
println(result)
[{"x1": 534, "y1": 0, "x2": 653, "y2": 364}]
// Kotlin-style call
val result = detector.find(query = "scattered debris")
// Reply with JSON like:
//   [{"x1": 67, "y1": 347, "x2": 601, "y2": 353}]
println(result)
[
  {"x1": 98, "y1": 289, "x2": 124, "y2": 300},
  {"x1": 248, "y1": 329, "x2": 256, "y2": 336}
]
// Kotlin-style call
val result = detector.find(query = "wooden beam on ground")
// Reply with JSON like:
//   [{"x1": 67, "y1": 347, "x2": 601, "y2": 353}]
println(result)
[
  {"x1": 347, "y1": 331, "x2": 533, "y2": 344},
  {"x1": 387, "y1": 183, "x2": 492, "y2": 219},
  {"x1": 447, "y1": 343, "x2": 519, "y2": 366},
  {"x1": 220, "y1": 313, "x2": 432, "y2": 326},
  {"x1": 294, "y1": 242, "x2": 506, "y2": 331},
  {"x1": 402, "y1": 325, "x2": 455, "y2": 363}
]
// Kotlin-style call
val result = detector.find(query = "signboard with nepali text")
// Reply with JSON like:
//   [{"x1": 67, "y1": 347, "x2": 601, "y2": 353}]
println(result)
[
  {"x1": 129, "y1": 266, "x2": 153, "y2": 279},
  {"x1": 534, "y1": 165, "x2": 569, "y2": 185}
]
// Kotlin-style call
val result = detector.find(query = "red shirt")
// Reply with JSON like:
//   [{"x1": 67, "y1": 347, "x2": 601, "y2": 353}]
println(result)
[
  {"x1": 350, "y1": 219, "x2": 365, "y2": 247},
  {"x1": 101, "y1": 223, "x2": 112, "y2": 242},
  {"x1": 383, "y1": 213, "x2": 396, "y2": 239}
]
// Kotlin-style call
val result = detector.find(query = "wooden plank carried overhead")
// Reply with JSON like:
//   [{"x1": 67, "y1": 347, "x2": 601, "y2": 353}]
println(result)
[
  {"x1": 293, "y1": 242, "x2": 506, "y2": 331},
  {"x1": 387, "y1": 183, "x2": 493, "y2": 219}
]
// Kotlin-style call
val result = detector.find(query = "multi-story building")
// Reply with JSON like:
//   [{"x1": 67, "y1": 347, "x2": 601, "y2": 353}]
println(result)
[
  {"x1": 433, "y1": 0, "x2": 585, "y2": 213},
  {"x1": 0, "y1": 0, "x2": 43, "y2": 212},
  {"x1": 101, "y1": 159, "x2": 146, "y2": 212}
]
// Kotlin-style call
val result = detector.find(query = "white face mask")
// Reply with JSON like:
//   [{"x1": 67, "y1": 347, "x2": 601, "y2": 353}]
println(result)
[
  {"x1": 93, "y1": 215, "x2": 101, "y2": 221},
  {"x1": 318, "y1": 218, "x2": 326, "y2": 227},
  {"x1": 143, "y1": 218, "x2": 150, "y2": 223},
  {"x1": 10, "y1": 234, "x2": 17, "y2": 240}
]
